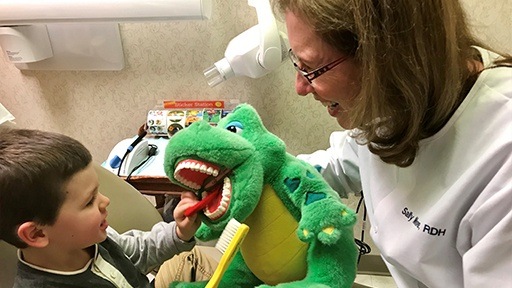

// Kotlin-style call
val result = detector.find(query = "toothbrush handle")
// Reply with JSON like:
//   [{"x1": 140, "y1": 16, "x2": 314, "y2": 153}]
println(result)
[{"x1": 184, "y1": 191, "x2": 218, "y2": 217}]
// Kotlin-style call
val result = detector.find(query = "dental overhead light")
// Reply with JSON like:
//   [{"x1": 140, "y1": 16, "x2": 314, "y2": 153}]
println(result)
[
  {"x1": 0, "y1": 0, "x2": 212, "y2": 70},
  {"x1": 203, "y1": 0, "x2": 289, "y2": 87}
]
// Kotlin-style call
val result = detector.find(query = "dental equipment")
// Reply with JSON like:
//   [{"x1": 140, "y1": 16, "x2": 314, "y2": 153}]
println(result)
[{"x1": 203, "y1": 0, "x2": 289, "y2": 87}]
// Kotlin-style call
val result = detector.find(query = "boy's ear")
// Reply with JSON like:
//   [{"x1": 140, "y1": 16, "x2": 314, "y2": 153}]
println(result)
[{"x1": 17, "y1": 222, "x2": 49, "y2": 248}]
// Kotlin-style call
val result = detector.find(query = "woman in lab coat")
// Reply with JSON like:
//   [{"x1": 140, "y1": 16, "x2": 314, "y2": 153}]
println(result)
[{"x1": 272, "y1": 0, "x2": 512, "y2": 287}]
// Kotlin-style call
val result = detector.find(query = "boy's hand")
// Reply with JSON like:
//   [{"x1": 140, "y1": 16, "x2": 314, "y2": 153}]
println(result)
[{"x1": 173, "y1": 192, "x2": 201, "y2": 241}]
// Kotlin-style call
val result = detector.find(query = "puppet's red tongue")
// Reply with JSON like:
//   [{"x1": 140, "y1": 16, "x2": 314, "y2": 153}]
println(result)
[{"x1": 184, "y1": 185, "x2": 222, "y2": 217}]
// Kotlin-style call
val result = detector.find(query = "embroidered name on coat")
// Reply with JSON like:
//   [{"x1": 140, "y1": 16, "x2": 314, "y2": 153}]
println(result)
[{"x1": 402, "y1": 207, "x2": 446, "y2": 236}]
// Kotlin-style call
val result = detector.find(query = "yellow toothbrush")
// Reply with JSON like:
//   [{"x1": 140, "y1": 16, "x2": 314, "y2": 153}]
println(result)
[{"x1": 206, "y1": 218, "x2": 250, "y2": 288}]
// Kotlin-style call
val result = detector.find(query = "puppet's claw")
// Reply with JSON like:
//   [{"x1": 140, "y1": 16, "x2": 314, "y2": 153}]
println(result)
[{"x1": 298, "y1": 199, "x2": 356, "y2": 245}]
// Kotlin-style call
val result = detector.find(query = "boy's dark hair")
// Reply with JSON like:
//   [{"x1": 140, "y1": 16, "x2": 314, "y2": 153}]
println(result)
[{"x1": 0, "y1": 128, "x2": 92, "y2": 248}]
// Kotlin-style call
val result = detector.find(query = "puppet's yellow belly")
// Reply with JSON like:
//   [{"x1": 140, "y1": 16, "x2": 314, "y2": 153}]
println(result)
[{"x1": 240, "y1": 184, "x2": 307, "y2": 285}]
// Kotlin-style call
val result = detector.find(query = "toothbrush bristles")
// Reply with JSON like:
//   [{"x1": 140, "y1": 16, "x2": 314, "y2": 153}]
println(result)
[{"x1": 215, "y1": 218, "x2": 242, "y2": 254}]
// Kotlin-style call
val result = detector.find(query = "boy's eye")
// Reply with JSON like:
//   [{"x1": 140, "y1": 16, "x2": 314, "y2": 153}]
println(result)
[{"x1": 86, "y1": 195, "x2": 97, "y2": 206}]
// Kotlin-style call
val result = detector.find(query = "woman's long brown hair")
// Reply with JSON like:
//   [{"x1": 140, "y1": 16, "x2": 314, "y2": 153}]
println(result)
[{"x1": 273, "y1": 0, "x2": 512, "y2": 167}]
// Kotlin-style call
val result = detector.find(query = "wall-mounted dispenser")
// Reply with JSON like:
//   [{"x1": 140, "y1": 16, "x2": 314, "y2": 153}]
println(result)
[
  {"x1": 0, "y1": 0, "x2": 212, "y2": 71},
  {"x1": 0, "y1": 25, "x2": 53, "y2": 63},
  {"x1": 203, "y1": 0, "x2": 288, "y2": 87}
]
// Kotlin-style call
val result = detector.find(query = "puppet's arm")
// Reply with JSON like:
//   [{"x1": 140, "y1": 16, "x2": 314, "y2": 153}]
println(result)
[{"x1": 278, "y1": 158, "x2": 356, "y2": 245}]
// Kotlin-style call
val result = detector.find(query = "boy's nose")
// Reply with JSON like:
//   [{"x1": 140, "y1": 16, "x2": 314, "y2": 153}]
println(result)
[{"x1": 99, "y1": 193, "x2": 110, "y2": 209}]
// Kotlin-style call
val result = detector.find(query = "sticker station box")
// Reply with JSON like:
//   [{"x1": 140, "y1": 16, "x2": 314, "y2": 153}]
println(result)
[{"x1": 146, "y1": 101, "x2": 231, "y2": 138}]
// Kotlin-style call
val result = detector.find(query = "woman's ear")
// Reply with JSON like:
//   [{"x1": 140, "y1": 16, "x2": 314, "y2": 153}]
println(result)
[{"x1": 17, "y1": 222, "x2": 49, "y2": 248}]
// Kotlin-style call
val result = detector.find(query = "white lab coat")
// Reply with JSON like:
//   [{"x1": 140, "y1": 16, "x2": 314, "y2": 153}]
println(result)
[{"x1": 299, "y1": 47, "x2": 512, "y2": 288}]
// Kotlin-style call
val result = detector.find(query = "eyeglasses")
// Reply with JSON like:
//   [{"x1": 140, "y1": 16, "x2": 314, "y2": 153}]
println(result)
[{"x1": 288, "y1": 48, "x2": 347, "y2": 83}]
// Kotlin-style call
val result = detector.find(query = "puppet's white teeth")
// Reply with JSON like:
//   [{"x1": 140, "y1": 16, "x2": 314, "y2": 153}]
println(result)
[
  {"x1": 185, "y1": 180, "x2": 197, "y2": 190},
  {"x1": 173, "y1": 173, "x2": 199, "y2": 190},
  {"x1": 223, "y1": 177, "x2": 231, "y2": 188},
  {"x1": 222, "y1": 190, "x2": 230, "y2": 199},
  {"x1": 203, "y1": 178, "x2": 232, "y2": 220},
  {"x1": 174, "y1": 160, "x2": 224, "y2": 189},
  {"x1": 206, "y1": 167, "x2": 214, "y2": 175}
]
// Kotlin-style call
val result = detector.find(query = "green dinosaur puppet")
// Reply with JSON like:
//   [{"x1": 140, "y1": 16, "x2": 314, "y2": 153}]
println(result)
[{"x1": 163, "y1": 104, "x2": 358, "y2": 288}]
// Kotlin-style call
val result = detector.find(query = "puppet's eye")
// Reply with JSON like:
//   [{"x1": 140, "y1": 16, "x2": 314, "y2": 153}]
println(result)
[{"x1": 225, "y1": 121, "x2": 243, "y2": 134}]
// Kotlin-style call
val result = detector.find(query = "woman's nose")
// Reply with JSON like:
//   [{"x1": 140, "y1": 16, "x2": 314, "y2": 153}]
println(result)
[{"x1": 295, "y1": 73, "x2": 314, "y2": 96}]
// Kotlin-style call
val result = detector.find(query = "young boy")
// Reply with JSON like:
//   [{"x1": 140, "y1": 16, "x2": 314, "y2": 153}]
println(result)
[{"x1": 0, "y1": 128, "x2": 201, "y2": 287}]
